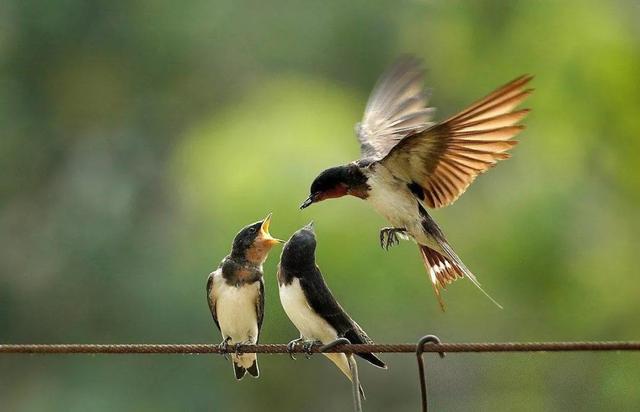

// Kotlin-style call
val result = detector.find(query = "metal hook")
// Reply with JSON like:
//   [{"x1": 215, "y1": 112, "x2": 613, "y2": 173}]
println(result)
[
  {"x1": 320, "y1": 338, "x2": 362, "y2": 412},
  {"x1": 416, "y1": 335, "x2": 445, "y2": 412}
]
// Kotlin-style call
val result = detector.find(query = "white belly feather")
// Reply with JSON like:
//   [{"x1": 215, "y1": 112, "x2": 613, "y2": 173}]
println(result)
[
  {"x1": 278, "y1": 277, "x2": 353, "y2": 381},
  {"x1": 278, "y1": 278, "x2": 338, "y2": 343},
  {"x1": 212, "y1": 271, "x2": 260, "y2": 344},
  {"x1": 365, "y1": 165, "x2": 432, "y2": 246}
]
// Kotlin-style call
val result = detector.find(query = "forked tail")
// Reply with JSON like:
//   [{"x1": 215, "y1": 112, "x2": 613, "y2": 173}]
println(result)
[
  {"x1": 231, "y1": 353, "x2": 259, "y2": 380},
  {"x1": 418, "y1": 243, "x2": 502, "y2": 311}
]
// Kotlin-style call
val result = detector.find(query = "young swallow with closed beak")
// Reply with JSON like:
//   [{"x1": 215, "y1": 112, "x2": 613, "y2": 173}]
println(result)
[
  {"x1": 300, "y1": 56, "x2": 533, "y2": 310},
  {"x1": 206, "y1": 213, "x2": 283, "y2": 379},
  {"x1": 277, "y1": 223, "x2": 387, "y2": 396}
]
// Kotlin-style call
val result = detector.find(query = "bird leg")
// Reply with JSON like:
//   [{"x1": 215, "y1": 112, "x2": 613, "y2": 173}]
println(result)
[
  {"x1": 286, "y1": 337, "x2": 304, "y2": 360},
  {"x1": 218, "y1": 337, "x2": 231, "y2": 360},
  {"x1": 379, "y1": 227, "x2": 407, "y2": 250},
  {"x1": 234, "y1": 340, "x2": 253, "y2": 357},
  {"x1": 302, "y1": 340, "x2": 320, "y2": 359}
]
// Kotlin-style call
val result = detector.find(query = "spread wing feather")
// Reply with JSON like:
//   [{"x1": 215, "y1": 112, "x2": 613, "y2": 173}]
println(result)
[
  {"x1": 356, "y1": 56, "x2": 435, "y2": 159},
  {"x1": 382, "y1": 75, "x2": 533, "y2": 208}
]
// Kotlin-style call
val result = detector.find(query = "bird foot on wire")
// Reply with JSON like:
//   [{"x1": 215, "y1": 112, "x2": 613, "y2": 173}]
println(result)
[
  {"x1": 218, "y1": 337, "x2": 231, "y2": 360},
  {"x1": 302, "y1": 340, "x2": 320, "y2": 359},
  {"x1": 287, "y1": 338, "x2": 304, "y2": 360},
  {"x1": 234, "y1": 340, "x2": 253, "y2": 357},
  {"x1": 379, "y1": 227, "x2": 407, "y2": 250}
]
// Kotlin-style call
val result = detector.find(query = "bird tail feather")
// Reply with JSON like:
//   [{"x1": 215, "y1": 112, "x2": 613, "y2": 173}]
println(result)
[
  {"x1": 324, "y1": 353, "x2": 366, "y2": 399},
  {"x1": 231, "y1": 353, "x2": 259, "y2": 380},
  {"x1": 418, "y1": 243, "x2": 502, "y2": 311},
  {"x1": 356, "y1": 352, "x2": 386, "y2": 369},
  {"x1": 246, "y1": 359, "x2": 259, "y2": 378},
  {"x1": 232, "y1": 361, "x2": 246, "y2": 380}
]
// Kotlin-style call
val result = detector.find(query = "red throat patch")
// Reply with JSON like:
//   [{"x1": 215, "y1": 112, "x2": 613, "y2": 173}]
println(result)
[
  {"x1": 245, "y1": 241, "x2": 274, "y2": 265},
  {"x1": 317, "y1": 184, "x2": 349, "y2": 202}
]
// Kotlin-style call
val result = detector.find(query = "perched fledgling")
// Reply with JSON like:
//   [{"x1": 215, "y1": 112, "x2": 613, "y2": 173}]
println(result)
[
  {"x1": 207, "y1": 213, "x2": 283, "y2": 380},
  {"x1": 300, "y1": 56, "x2": 533, "y2": 310},
  {"x1": 277, "y1": 223, "x2": 386, "y2": 395}
]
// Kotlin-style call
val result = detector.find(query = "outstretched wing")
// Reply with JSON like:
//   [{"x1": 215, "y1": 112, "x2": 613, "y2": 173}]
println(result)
[
  {"x1": 381, "y1": 75, "x2": 533, "y2": 208},
  {"x1": 356, "y1": 56, "x2": 435, "y2": 159}
]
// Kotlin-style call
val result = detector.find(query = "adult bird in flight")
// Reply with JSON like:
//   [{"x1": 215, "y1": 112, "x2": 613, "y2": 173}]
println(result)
[{"x1": 300, "y1": 56, "x2": 533, "y2": 310}]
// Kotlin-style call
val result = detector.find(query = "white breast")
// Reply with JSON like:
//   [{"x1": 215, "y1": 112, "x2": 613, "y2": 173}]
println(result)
[
  {"x1": 211, "y1": 270, "x2": 260, "y2": 344},
  {"x1": 279, "y1": 278, "x2": 338, "y2": 343},
  {"x1": 365, "y1": 165, "x2": 429, "y2": 244}
]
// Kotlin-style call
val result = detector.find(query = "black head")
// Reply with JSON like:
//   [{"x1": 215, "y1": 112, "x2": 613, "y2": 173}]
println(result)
[
  {"x1": 300, "y1": 164, "x2": 369, "y2": 209},
  {"x1": 231, "y1": 213, "x2": 283, "y2": 263},
  {"x1": 280, "y1": 222, "x2": 317, "y2": 270}
]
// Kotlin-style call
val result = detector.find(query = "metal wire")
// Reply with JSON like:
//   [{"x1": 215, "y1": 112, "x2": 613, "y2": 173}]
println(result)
[
  {"x1": 1, "y1": 341, "x2": 639, "y2": 354},
  {"x1": 3, "y1": 339, "x2": 638, "y2": 412}
]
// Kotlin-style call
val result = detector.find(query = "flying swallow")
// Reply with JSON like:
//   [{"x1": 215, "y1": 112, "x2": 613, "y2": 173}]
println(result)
[
  {"x1": 277, "y1": 223, "x2": 386, "y2": 395},
  {"x1": 300, "y1": 56, "x2": 532, "y2": 309},
  {"x1": 207, "y1": 213, "x2": 283, "y2": 379}
]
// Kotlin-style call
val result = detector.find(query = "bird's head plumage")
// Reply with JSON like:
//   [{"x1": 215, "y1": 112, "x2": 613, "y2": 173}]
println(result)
[
  {"x1": 280, "y1": 222, "x2": 317, "y2": 270},
  {"x1": 231, "y1": 213, "x2": 283, "y2": 264},
  {"x1": 300, "y1": 164, "x2": 369, "y2": 209}
]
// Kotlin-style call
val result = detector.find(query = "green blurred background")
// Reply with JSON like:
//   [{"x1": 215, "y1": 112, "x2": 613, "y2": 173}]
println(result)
[{"x1": 1, "y1": 1, "x2": 639, "y2": 411}]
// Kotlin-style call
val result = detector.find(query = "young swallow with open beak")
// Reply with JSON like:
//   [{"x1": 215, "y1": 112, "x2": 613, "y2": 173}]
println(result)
[
  {"x1": 300, "y1": 56, "x2": 533, "y2": 310},
  {"x1": 277, "y1": 223, "x2": 387, "y2": 396},
  {"x1": 206, "y1": 213, "x2": 283, "y2": 379}
]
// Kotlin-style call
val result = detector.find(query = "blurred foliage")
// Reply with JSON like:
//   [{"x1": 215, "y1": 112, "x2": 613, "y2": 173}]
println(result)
[{"x1": 1, "y1": 0, "x2": 640, "y2": 411}]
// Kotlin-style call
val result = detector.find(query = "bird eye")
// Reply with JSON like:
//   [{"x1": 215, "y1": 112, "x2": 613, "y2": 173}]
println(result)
[{"x1": 248, "y1": 227, "x2": 256, "y2": 234}]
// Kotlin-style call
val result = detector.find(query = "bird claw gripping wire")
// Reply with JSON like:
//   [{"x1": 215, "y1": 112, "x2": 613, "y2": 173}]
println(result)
[
  {"x1": 320, "y1": 338, "x2": 362, "y2": 412},
  {"x1": 234, "y1": 343, "x2": 244, "y2": 356},
  {"x1": 218, "y1": 338, "x2": 231, "y2": 360},
  {"x1": 416, "y1": 335, "x2": 445, "y2": 412},
  {"x1": 302, "y1": 341, "x2": 318, "y2": 359},
  {"x1": 286, "y1": 338, "x2": 304, "y2": 360}
]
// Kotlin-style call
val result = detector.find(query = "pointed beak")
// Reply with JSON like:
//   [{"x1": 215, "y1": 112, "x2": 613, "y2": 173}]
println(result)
[
  {"x1": 303, "y1": 221, "x2": 315, "y2": 232},
  {"x1": 300, "y1": 195, "x2": 314, "y2": 209},
  {"x1": 258, "y1": 213, "x2": 284, "y2": 245}
]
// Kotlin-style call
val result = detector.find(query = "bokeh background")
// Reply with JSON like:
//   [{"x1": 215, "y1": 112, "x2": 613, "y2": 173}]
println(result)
[{"x1": 2, "y1": 1, "x2": 639, "y2": 411}]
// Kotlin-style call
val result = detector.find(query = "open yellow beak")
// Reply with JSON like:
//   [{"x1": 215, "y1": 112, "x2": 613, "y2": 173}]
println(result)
[{"x1": 259, "y1": 213, "x2": 284, "y2": 245}]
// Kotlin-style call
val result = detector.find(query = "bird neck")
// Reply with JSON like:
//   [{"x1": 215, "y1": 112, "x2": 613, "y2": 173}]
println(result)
[
  {"x1": 231, "y1": 245, "x2": 268, "y2": 265},
  {"x1": 222, "y1": 255, "x2": 262, "y2": 285},
  {"x1": 343, "y1": 164, "x2": 370, "y2": 199},
  {"x1": 280, "y1": 252, "x2": 315, "y2": 275}
]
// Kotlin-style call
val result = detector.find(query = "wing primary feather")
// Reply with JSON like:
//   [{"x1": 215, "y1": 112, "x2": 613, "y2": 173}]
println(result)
[
  {"x1": 446, "y1": 152, "x2": 496, "y2": 167},
  {"x1": 357, "y1": 56, "x2": 434, "y2": 159},
  {"x1": 447, "y1": 75, "x2": 533, "y2": 123},
  {"x1": 451, "y1": 125, "x2": 525, "y2": 141},
  {"x1": 367, "y1": 61, "x2": 423, "y2": 115},
  {"x1": 386, "y1": 93, "x2": 428, "y2": 120},
  {"x1": 380, "y1": 73, "x2": 533, "y2": 208},
  {"x1": 452, "y1": 109, "x2": 530, "y2": 132},
  {"x1": 439, "y1": 158, "x2": 475, "y2": 179},
  {"x1": 454, "y1": 89, "x2": 533, "y2": 125}
]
